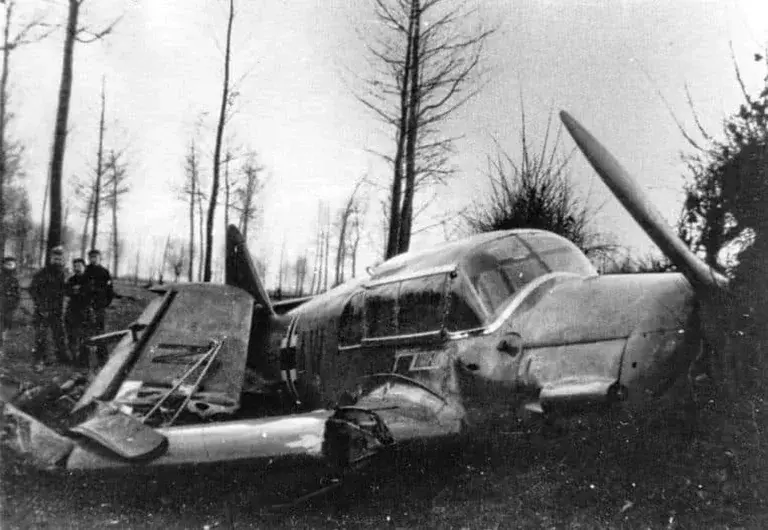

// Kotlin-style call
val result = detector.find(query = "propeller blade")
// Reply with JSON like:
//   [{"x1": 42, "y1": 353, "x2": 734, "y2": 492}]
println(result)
[{"x1": 560, "y1": 111, "x2": 727, "y2": 290}]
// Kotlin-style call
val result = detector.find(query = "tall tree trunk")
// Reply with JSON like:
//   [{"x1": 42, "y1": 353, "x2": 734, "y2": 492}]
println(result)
[
  {"x1": 204, "y1": 0, "x2": 234, "y2": 282},
  {"x1": 80, "y1": 193, "x2": 92, "y2": 257},
  {"x1": 47, "y1": 0, "x2": 79, "y2": 259},
  {"x1": 188, "y1": 174, "x2": 194, "y2": 282},
  {"x1": 335, "y1": 213, "x2": 348, "y2": 286},
  {"x1": 133, "y1": 249, "x2": 140, "y2": 285},
  {"x1": 111, "y1": 155, "x2": 118, "y2": 275},
  {"x1": 398, "y1": 0, "x2": 421, "y2": 255},
  {"x1": 242, "y1": 208, "x2": 249, "y2": 240},
  {"x1": 160, "y1": 235, "x2": 171, "y2": 282},
  {"x1": 90, "y1": 79, "x2": 106, "y2": 251},
  {"x1": 224, "y1": 152, "x2": 230, "y2": 230},
  {"x1": 294, "y1": 260, "x2": 300, "y2": 295},
  {"x1": 309, "y1": 219, "x2": 321, "y2": 295},
  {"x1": 38, "y1": 172, "x2": 49, "y2": 265},
  {"x1": 385, "y1": 6, "x2": 416, "y2": 260},
  {"x1": 187, "y1": 141, "x2": 196, "y2": 282},
  {"x1": 351, "y1": 213, "x2": 361, "y2": 279},
  {"x1": 0, "y1": 2, "x2": 12, "y2": 257},
  {"x1": 300, "y1": 253, "x2": 307, "y2": 295},
  {"x1": 308, "y1": 267, "x2": 316, "y2": 296},
  {"x1": 278, "y1": 239, "x2": 285, "y2": 292},
  {"x1": 197, "y1": 184, "x2": 204, "y2": 281},
  {"x1": 317, "y1": 230, "x2": 325, "y2": 294},
  {"x1": 323, "y1": 217, "x2": 330, "y2": 292}
]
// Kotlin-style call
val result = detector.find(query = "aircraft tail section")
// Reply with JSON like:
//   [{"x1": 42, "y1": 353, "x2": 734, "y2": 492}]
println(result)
[{"x1": 225, "y1": 224, "x2": 276, "y2": 317}]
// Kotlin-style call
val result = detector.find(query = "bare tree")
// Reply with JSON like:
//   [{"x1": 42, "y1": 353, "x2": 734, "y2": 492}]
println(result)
[
  {"x1": 348, "y1": 200, "x2": 366, "y2": 279},
  {"x1": 464, "y1": 111, "x2": 611, "y2": 259},
  {"x1": 308, "y1": 212, "x2": 321, "y2": 295},
  {"x1": 357, "y1": 0, "x2": 494, "y2": 258},
  {"x1": 276, "y1": 238, "x2": 286, "y2": 294},
  {"x1": 73, "y1": 144, "x2": 127, "y2": 264},
  {"x1": 77, "y1": 186, "x2": 92, "y2": 256},
  {"x1": 159, "y1": 235, "x2": 172, "y2": 283},
  {"x1": 204, "y1": 0, "x2": 235, "y2": 281},
  {"x1": 323, "y1": 209, "x2": 331, "y2": 292},
  {"x1": 293, "y1": 254, "x2": 308, "y2": 296},
  {"x1": 90, "y1": 77, "x2": 106, "y2": 251},
  {"x1": 308, "y1": 202, "x2": 330, "y2": 294},
  {"x1": 104, "y1": 148, "x2": 128, "y2": 275},
  {"x1": 165, "y1": 238, "x2": 186, "y2": 283},
  {"x1": 46, "y1": 0, "x2": 119, "y2": 261},
  {"x1": 132, "y1": 247, "x2": 140, "y2": 285},
  {"x1": 233, "y1": 152, "x2": 264, "y2": 240},
  {"x1": 4, "y1": 183, "x2": 32, "y2": 259},
  {"x1": 197, "y1": 176, "x2": 205, "y2": 281},
  {"x1": 1, "y1": 0, "x2": 53, "y2": 256},
  {"x1": 180, "y1": 138, "x2": 201, "y2": 282},
  {"x1": 223, "y1": 147, "x2": 236, "y2": 231},
  {"x1": 334, "y1": 179, "x2": 364, "y2": 285}
]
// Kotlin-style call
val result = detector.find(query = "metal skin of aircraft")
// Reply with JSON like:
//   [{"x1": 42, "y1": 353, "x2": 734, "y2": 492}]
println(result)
[{"x1": 1, "y1": 112, "x2": 727, "y2": 493}]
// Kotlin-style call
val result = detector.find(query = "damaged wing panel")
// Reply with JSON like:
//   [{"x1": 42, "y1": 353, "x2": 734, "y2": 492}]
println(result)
[
  {"x1": 76, "y1": 284, "x2": 254, "y2": 424},
  {"x1": 125, "y1": 284, "x2": 253, "y2": 418}
]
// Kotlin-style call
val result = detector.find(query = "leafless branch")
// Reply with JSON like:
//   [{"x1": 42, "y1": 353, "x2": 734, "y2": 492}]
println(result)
[{"x1": 75, "y1": 14, "x2": 122, "y2": 43}]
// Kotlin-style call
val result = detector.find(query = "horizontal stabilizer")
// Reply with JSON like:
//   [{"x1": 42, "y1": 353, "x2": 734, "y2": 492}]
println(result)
[{"x1": 69, "y1": 407, "x2": 168, "y2": 460}]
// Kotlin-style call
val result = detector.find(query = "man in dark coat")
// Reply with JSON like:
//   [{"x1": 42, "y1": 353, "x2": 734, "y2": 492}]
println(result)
[
  {"x1": 0, "y1": 256, "x2": 21, "y2": 345},
  {"x1": 83, "y1": 249, "x2": 114, "y2": 334},
  {"x1": 83, "y1": 249, "x2": 114, "y2": 364},
  {"x1": 65, "y1": 258, "x2": 90, "y2": 366},
  {"x1": 30, "y1": 246, "x2": 68, "y2": 369}
]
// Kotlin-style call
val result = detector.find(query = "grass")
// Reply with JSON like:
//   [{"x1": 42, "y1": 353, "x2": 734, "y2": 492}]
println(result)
[{"x1": 2, "y1": 280, "x2": 767, "y2": 528}]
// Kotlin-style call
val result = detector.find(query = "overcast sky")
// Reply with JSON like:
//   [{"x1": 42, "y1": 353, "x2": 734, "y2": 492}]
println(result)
[{"x1": 7, "y1": 0, "x2": 768, "y2": 282}]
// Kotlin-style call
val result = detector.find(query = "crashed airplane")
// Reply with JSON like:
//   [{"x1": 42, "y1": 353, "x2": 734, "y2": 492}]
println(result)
[{"x1": 1, "y1": 112, "x2": 727, "y2": 487}]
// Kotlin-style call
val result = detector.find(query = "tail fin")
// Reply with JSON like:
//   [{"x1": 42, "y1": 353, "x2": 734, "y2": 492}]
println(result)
[{"x1": 225, "y1": 225, "x2": 275, "y2": 316}]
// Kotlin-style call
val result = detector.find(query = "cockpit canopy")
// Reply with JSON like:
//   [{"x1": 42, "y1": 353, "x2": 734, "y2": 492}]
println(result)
[
  {"x1": 340, "y1": 230, "x2": 596, "y2": 345},
  {"x1": 467, "y1": 231, "x2": 596, "y2": 318}
]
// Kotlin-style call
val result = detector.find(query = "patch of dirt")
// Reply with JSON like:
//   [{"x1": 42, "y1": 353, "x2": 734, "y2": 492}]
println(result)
[{"x1": 2, "y1": 282, "x2": 767, "y2": 528}]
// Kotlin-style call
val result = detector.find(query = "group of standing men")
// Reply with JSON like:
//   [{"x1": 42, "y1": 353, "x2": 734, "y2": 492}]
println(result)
[{"x1": 0, "y1": 247, "x2": 114, "y2": 372}]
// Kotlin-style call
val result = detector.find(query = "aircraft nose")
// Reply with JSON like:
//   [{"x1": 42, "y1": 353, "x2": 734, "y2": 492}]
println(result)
[
  {"x1": 452, "y1": 337, "x2": 527, "y2": 424},
  {"x1": 619, "y1": 327, "x2": 691, "y2": 407}
]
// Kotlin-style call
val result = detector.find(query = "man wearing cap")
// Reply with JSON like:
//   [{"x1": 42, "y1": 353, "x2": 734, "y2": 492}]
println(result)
[
  {"x1": 29, "y1": 246, "x2": 68, "y2": 369},
  {"x1": 0, "y1": 256, "x2": 21, "y2": 345},
  {"x1": 65, "y1": 258, "x2": 91, "y2": 366},
  {"x1": 83, "y1": 249, "x2": 114, "y2": 345}
]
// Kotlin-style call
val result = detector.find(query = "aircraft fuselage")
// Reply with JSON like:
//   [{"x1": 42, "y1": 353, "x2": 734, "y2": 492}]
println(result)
[{"x1": 274, "y1": 230, "x2": 698, "y2": 429}]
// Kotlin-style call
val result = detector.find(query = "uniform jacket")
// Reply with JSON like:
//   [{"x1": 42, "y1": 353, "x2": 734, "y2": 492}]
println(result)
[
  {"x1": 65, "y1": 273, "x2": 90, "y2": 316},
  {"x1": 30, "y1": 265, "x2": 66, "y2": 314},
  {"x1": 0, "y1": 270, "x2": 20, "y2": 313},
  {"x1": 83, "y1": 264, "x2": 114, "y2": 310}
]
